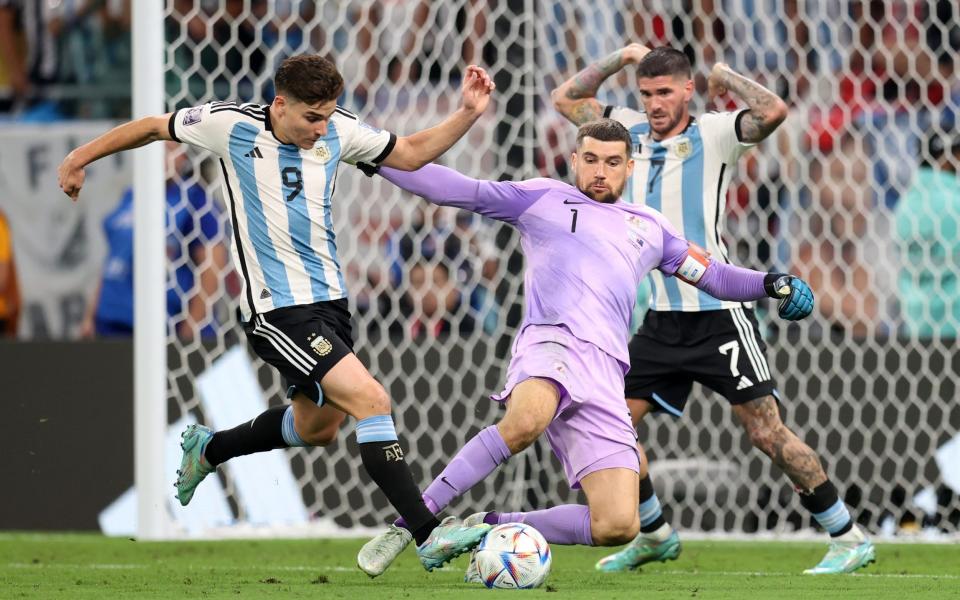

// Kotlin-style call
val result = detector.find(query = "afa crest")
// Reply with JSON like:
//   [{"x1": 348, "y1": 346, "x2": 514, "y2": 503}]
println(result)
[
  {"x1": 673, "y1": 138, "x2": 692, "y2": 159},
  {"x1": 313, "y1": 142, "x2": 331, "y2": 163},
  {"x1": 308, "y1": 333, "x2": 333, "y2": 356},
  {"x1": 383, "y1": 442, "x2": 404, "y2": 461}
]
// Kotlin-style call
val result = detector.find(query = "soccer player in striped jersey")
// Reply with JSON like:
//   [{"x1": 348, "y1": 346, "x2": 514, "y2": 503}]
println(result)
[
  {"x1": 552, "y1": 45, "x2": 875, "y2": 575},
  {"x1": 58, "y1": 54, "x2": 495, "y2": 573}
]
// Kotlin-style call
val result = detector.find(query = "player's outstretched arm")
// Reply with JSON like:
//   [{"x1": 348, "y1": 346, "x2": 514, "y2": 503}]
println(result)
[
  {"x1": 707, "y1": 63, "x2": 788, "y2": 143},
  {"x1": 661, "y1": 240, "x2": 812, "y2": 320},
  {"x1": 378, "y1": 163, "x2": 481, "y2": 205},
  {"x1": 381, "y1": 65, "x2": 495, "y2": 171},
  {"x1": 58, "y1": 114, "x2": 174, "y2": 201},
  {"x1": 375, "y1": 163, "x2": 536, "y2": 223},
  {"x1": 551, "y1": 43, "x2": 650, "y2": 125}
]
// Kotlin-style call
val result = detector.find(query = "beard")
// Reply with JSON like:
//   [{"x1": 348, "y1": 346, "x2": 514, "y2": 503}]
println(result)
[
  {"x1": 649, "y1": 106, "x2": 684, "y2": 137},
  {"x1": 579, "y1": 182, "x2": 623, "y2": 203}
]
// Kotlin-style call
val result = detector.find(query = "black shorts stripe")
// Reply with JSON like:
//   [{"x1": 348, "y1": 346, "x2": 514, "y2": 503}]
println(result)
[
  {"x1": 251, "y1": 316, "x2": 316, "y2": 375},
  {"x1": 624, "y1": 308, "x2": 777, "y2": 412},
  {"x1": 243, "y1": 301, "x2": 354, "y2": 404},
  {"x1": 250, "y1": 328, "x2": 312, "y2": 375},
  {"x1": 730, "y1": 307, "x2": 770, "y2": 380},
  {"x1": 256, "y1": 315, "x2": 317, "y2": 370}
]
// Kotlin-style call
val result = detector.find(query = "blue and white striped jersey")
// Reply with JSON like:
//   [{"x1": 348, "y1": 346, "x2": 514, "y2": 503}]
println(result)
[
  {"x1": 169, "y1": 102, "x2": 396, "y2": 320},
  {"x1": 605, "y1": 106, "x2": 754, "y2": 312}
]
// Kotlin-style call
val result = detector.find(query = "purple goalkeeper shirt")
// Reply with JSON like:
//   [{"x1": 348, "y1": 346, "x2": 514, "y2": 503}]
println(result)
[{"x1": 379, "y1": 164, "x2": 767, "y2": 367}]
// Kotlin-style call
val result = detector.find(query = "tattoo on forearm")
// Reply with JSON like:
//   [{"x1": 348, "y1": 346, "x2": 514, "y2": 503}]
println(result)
[
  {"x1": 569, "y1": 101, "x2": 602, "y2": 125},
  {"x1": 565, "y1": 50, "x2": 625, "y2": 100},
  {"x1": 717, "y1": 69, "x2": 785, "y2": 142}
]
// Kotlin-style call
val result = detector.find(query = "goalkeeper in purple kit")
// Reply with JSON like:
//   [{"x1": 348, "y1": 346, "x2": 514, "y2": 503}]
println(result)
[{"x1": 356, "y1": 118, "x2": 813, "y2": 577}]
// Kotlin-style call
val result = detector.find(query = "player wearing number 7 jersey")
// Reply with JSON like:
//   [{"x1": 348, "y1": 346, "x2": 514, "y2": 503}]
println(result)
[
  {"x1": 552, "y1": 45, "x2": 874, "y2": 574},
  {"x1": 58, "y1": 54, "x2": 498, "y2": 571},
  {"x1": 356, "y1": 118, "x2": 815, "y2": 577}
]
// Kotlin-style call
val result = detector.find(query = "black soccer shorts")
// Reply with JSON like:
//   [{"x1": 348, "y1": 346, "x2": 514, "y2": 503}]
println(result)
[
  {"x1": 243, "y1": 299, "x2": 354, "y2": 404},
  {"x1": 624, "y1": 307, "x2": 778, "y2": 417}
]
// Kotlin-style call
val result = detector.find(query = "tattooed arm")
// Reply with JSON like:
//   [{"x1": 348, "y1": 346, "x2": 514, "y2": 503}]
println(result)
[
  {"x1": 707, "y1": 63, "x2": 788, "y2": 143},
  {"x1": 551, "y1": 43, "x2": 651, "y2": 125}
]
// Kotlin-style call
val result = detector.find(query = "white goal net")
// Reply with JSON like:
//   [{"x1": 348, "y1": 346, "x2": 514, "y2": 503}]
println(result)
[{"x1": 158, "y1": 0, "x2": 960, "y2": 537}]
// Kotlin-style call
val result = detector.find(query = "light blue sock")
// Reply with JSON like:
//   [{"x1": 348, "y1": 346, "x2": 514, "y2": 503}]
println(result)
[
  {"x1": 281, "y1": 406, "x2": 308, "y2": 447},
  {"x1": 356, "y1": 414, "x2": 398, "y2": 443},
  {"x1": 639, "y1": 495, "x2": 663, "y2": 529},
  {"x1": 813, "y1": 499, "x2": 852, "y2": 535}
]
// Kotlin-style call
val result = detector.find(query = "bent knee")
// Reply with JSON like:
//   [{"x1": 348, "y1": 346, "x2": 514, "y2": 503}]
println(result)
[
  {"x1": 591, "y1": 513, "x2": 640, "y2": 546},
  {"x1": 497, "y1": 419, "x2": 542, "y2": 453},
  {"x1": 300, "y1": 426, "x2": 338, "y2": 447},
  {"x1": 294, "y1": 411, "x2": 345, "y2": 447},
  {"x1": 354, "y1": 380, "x2": 392, "y2": 416}
]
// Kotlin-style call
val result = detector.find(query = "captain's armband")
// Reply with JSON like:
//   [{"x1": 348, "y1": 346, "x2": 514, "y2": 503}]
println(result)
[{"x1": 674, "y1": 243, "x2": 711, "y2": 285}]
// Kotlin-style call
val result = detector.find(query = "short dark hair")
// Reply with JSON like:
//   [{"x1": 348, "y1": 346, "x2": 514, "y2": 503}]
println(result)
[
  {"x1": 636, "y1": 47, "x2": 692, "y2": 79},
  {"x1": 274, "y1": 55, "x2": 344, "y2": 104},
  {"x1": 576, "y1": 119, "x2": 633, "y2": 156}
]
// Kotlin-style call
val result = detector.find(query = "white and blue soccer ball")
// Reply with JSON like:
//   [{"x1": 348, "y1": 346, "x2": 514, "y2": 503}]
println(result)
[{"x1": 474, "y1": 523, "x2": 552, "y2": 589}]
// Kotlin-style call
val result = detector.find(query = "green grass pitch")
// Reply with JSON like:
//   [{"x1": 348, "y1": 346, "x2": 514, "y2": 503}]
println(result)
[{"x1": 2, "y1": 533, "x2": 958, "y2": 598}]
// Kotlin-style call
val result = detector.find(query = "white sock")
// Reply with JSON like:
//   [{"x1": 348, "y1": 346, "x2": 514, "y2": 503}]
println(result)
[
  {"x1": 641, "y1": 522, "x2": 673, "y2": 542},
  {"x1": 836, "y1": 524, "x2": 866, "y2": 544}
]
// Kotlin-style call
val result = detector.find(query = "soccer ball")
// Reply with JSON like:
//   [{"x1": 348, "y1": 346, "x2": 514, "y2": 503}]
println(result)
[{"x1": 474, "y1": 523, "x2": 552, "y2": 589}]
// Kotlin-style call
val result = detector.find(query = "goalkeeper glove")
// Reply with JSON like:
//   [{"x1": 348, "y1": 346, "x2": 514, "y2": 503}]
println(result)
[{"x1": 764, "y1": 274, "x2": 814, "y2": 321}]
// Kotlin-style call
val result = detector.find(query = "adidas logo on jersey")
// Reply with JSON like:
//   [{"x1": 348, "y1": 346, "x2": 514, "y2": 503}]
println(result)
[
  {"x1": 244, "y1": 147, "x2": 264, "y2": 159},
  {"x1": 736, "y1": 375, "x2": 754, "y2": 390},
  {"x1": 259, "y1": 289, "x2": 272, "y2": 299}
]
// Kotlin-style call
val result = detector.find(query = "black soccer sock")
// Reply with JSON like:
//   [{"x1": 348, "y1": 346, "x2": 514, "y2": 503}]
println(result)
[
  {"x1": 797, "y1": 479, "x2": 853, "y2": 537},
  {"x1": 356, "y1": 415, "x2": 440, "y2": 544},
  {"x1": 639, "y1": 474, "x2": 667, "y2": 533},
  {"x1": 203, "y1": 405, "x2": 288, "y2": 467}
]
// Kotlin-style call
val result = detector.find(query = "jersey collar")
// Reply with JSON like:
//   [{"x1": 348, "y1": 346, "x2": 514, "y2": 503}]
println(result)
[{"x1": 263, "y1": 104, "x2": 289, "y2": 145}]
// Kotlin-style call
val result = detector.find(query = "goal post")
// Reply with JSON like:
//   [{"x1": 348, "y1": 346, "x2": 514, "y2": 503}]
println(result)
[{"x1": 133, "y1": 0, "x2": 171, "y2": 540}]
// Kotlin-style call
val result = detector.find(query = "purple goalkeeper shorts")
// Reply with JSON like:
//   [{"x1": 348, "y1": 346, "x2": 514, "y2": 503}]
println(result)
[{"x1": 491, "y1": 324, "x2": 640, "y2": 488}]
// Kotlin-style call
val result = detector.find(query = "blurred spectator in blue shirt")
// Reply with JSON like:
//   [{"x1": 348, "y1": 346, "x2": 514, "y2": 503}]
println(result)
[{"x1": 81, "y1": 143, "x2": 228, "y2": 339}]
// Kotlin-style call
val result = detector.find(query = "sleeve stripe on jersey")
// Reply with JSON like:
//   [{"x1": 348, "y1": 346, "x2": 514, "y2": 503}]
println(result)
[
  {"x1": 334, "y1": 106, "x2": 358, "y2": 120},
  {"x1": 713, "y1": 163, "x2": 733, "y2": 264},
  {"x1": 371, "y1": 132, "x2": 397, "y2": 164},
  {"x1": 209, "y1": 100, "x2": 264, "y2": 114},
  {"x1": 733, "y1": 109, "x2": 749, "y2": 143},
  {"x1": 218, "y1": 158, "x2": 258, "y2": 317},
  {"x1": 210, "y1": 106, "x2": 266, "y2": 122},
  {"x1": 603, "y1": 105, "x2": 614, "y2": 118},
  {"x1": 211, "y1": 104, "x2": 265, "y2": 116},
  {"x1": 167, "y1": 110, "x2": 182, "y2": 142}
]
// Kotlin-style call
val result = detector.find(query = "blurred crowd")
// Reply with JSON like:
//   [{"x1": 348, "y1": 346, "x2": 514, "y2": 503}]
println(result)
[
  {"x1": 0, "y1": 0, "x2": 958, "y2": 344},
  {"x1": 0, "y1": 0, "x2": 131, "y2": 120}
]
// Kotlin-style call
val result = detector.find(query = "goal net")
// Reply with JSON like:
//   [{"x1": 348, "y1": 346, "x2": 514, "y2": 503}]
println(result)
[{"x1": 156, "y1": 0, "x2": 960, "y2": 537}]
